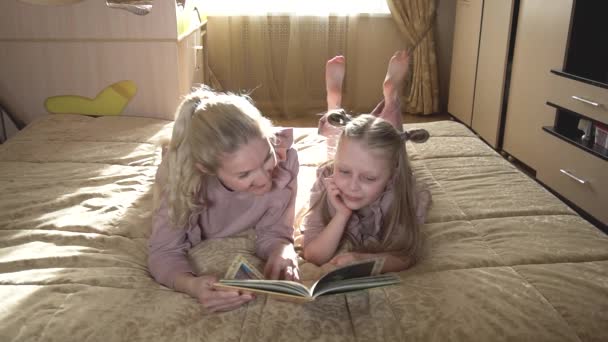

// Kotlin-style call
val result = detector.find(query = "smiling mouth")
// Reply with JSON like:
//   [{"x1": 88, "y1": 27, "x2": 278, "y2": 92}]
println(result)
[
  {"x1": 251, "y1": 183, "x2": 269, "y2": 192},
  {"x1": 341, "y1": 193, "x2": 362, "y2": 202}
]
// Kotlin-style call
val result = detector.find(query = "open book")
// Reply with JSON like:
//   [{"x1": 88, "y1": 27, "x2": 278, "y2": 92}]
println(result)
[{"x1": 213, "y1": 255, "x2": 401, "y2": 303}]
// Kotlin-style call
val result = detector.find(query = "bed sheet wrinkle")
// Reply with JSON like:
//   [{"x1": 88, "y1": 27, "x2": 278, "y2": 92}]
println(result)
[
  {"x1": 0, "y1": 115, "x2": 607, "y2": 341},
  {"x1": 470, "y1": 215, "x2": 608, "y2": 266},
  {"x1": 12, "y1": 114, "x2": 173, "y2": 145},
  {"x1": 390, "y1": 267, "x2": 581, "y2": 341},
  {"x1": 513, "y1": 261, "x2": 608, "y2": 342},
  {"x1": 408, "y1": 136, "x2": 497, "y2": 160},
  {"x1": 0, "y1": 285, "x2": 74, "y2": 342},
  {"x1": 345, "y1": 289, "x2": 405, "y2": 341}
]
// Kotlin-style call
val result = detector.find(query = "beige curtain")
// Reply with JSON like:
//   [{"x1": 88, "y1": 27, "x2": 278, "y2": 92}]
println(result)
[
  {"x1": 207, "y1": 16, "x2": 343, "y2": 118},
  {"x1": 207, "y1": 15, "x2": 406, "y2": 119},
  {"x1": 386, "y1": 0, "x2": 440, "y2": 115}
]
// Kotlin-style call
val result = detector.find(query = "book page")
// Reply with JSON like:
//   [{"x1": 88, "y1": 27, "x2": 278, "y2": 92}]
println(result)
[
  {"x1": 310, "y1": 258, "x2": 396, "y2": 296},
  {"x1": 217, "y1": 279, "x2": 311, "y2": 297},
  {"x1": 217, "y1": 255, "x2": 312, "y2": 297},
  {"x1": 312, "y1": 273, "x2": 401, "y2": 298},
  {"x1": 315, "y1": 259, "x2": 376, "y2": 285},
  {"x1": 216, "y1": 255, "x2": 399, "y2": 301},
  {"x1": 224, "y1": 255, "x2": 264, "y2": 280}
]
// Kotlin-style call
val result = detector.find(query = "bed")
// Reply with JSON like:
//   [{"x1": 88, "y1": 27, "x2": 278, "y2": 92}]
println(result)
[{"x1": 1, "y1": 114, "x2": 607, "y2": 342}]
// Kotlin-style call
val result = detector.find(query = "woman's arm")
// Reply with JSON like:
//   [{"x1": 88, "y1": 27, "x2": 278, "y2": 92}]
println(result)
[
  {"x1": 174, "y1": 273, "x2": 254, "y2": 313},
  {"x1": 255, "y1": 148, "x2": 300, "y2": 280},
  {"x1": 148, "y1": 193, "x2": 196, "y2": 288}
]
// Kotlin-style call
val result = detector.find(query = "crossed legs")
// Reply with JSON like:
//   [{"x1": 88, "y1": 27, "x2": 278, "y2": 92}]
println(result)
[{"x1": 319, "y1": 50, "x2": 410, "y2": 136}]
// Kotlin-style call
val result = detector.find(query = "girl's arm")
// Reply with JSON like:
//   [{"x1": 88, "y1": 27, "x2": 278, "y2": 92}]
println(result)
[
  {"x1": 302, "y1": 211, "x2": 350, "y2": 265},
  {"x1": 302, "y1": 176, "x2": 352, "y2": 265}
]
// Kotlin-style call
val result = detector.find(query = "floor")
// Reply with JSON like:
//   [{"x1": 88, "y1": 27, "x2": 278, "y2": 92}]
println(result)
[{"x1": 272, "y1": 112, "x2": 453, "y2": 128}]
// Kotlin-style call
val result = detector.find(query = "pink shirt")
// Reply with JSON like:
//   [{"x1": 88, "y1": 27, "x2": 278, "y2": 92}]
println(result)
[
  {"x1": 148, "y1": 129, "x2": 298, "y2": 288},
  {"x1": 300, "y1": 164, "x2": 431, "y2": 248}
]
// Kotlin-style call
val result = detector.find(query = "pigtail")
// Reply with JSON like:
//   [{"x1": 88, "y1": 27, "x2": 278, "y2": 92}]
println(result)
[
  {"x1": 326, "y1": 109, "x2": 352, "y2": 127},
  {"x1": 163, "y1": 88, "x2": 211, "y2": 229},
  {"x1": 383, "y1": 128, "x2": 429, "y2": 260},
  {"x1": 400, "y1": 128, "x2": 429, "y2": 143},
  {"x1": 381, "y1": 144, "x2": 420, "y2": 259}
]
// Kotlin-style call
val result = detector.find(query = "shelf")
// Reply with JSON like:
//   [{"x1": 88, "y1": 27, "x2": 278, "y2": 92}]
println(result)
[
  {"x1": 544, "y1": 101, "x2": 608, "y2": 161},
  {"x1": 550, "y1": 69, "x2": 608, "y2": 90},
  {"x1": 546, "y1": 101, "x2": 596, "y2": 123},
  {"x1": 542, "y1": 126, "x2": 608, "y2": 162}
]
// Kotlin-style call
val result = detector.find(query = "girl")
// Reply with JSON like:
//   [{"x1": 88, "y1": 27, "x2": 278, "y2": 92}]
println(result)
[
  {"x1": 148, "y1": 86, "x2": 299, "y2": 313},
  {"x1": 300, "y1": 51, "x2": 431, "y2": 273}
]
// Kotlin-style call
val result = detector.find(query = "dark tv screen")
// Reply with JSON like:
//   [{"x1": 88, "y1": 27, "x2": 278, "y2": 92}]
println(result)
[{"x1": 564, "y1": 1, "x2": 608, "y2": 86}]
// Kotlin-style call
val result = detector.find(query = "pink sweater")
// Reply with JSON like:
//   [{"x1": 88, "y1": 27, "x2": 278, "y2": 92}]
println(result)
[{"x1": 148, "y1": 129, "x2": 298, "y2": 288}]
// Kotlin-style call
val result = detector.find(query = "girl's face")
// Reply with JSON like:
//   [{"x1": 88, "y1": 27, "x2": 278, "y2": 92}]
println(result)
[
  {"x1": 333, "y1": 138, "x2": 393, "y2": 210},
  {"x1": 215, "y1": 137, "x2": 277, "y2": 195}
]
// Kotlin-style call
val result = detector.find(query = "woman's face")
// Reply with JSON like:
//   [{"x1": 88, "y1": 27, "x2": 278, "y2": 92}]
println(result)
[
  {"x1": 215, "y1": 137, "x2": 277, "y2": 195},
  {"x1": 332, "y1": 137, "x2": 393, "y2": 210}
]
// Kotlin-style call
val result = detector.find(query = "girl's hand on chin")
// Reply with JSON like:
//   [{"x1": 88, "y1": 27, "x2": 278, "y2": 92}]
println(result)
[{"x1": 324, "y1": 177, "x2": 352, "y2": 216}]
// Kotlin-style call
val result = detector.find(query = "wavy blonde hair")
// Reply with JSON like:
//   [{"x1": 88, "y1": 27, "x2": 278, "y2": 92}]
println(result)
[
  {"x1": 307, "y1": 111, "x2": 422, "y2": 260},
  {"x1": 157, "y1": 86, "x2": 275, "y2": 229}
]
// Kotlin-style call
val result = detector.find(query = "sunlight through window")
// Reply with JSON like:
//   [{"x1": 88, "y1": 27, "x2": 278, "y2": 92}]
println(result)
[{"x1": 202, "y1": 0, "x2": 391, "y2": 16}]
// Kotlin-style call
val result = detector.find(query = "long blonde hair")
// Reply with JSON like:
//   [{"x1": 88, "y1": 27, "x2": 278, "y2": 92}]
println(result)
[
  {"x1": 309, "y1": 111, "x2": 428, "y2": 260},
  {"x1": 158, "y1": 86, "x2": 275, "y2": 229}
]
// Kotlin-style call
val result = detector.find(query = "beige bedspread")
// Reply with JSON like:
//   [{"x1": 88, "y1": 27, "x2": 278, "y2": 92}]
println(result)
[{"x1": 1, "y1": 114, "x2": 607, "y2": 342}]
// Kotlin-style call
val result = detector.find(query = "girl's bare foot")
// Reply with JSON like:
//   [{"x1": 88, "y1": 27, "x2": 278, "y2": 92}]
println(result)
[
  {"x1": 379, "y1": 50, "x2": 410, "y2": 131},
  {"x1": 326, "y1": 55, "x2": 346, "y2": 110},
  {"x1": 383, "y1": 50, "x2": 409, "y2": 108}
]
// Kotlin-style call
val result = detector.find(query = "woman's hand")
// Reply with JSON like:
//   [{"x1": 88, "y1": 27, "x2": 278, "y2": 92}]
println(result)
[
  {"x1": 324, "y1": 177, "x2": 352, "y2": 217},
  {"x1": 264, "y1": 243, "x2": 300, "y2": 281},
  {"x1": 176, "y1": 273, "x2": 255, "y2": 313}
]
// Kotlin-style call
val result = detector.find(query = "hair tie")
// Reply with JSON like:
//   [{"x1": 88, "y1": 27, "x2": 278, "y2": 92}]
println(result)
[
  {"x1": 401, "y1": 129, "x2": 430, "y2": 143},
  {"x1": 326, "y1": 110, "x2": 352, "y2": 128},
  {"x1": 188, "y1": 98, "x2": 203, "y2": 118}
]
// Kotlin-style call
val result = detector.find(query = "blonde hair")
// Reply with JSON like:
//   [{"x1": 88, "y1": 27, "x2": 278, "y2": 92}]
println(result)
[
  {"x1": 307, "y1": 111, "x2": 426, "y2": 260},
  {"x1": 158, "y1": 86, "x2": 275, "y2": 229}
]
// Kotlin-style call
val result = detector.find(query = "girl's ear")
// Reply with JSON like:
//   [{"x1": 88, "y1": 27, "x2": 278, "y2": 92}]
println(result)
[{"x1": 195, "y1": 162, "x2": 211, "y2": 175}]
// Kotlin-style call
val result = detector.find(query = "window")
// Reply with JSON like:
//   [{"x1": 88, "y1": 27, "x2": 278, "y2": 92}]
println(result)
[{"x1": 202, "y1": 0, "x2": 391, "y2": 16}]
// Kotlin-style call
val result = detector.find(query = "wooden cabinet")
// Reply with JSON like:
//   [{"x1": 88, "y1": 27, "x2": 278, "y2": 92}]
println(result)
[
  {"x1": 502, "y1": 0, "x2": 607, "y2": 227},
  {"x1": 470, "y1": 0, "x2": 515, "y2": 148},
  {"x1": 546, "y1": 73, "x2": 608, "y2": 125},
  {"x1": 536, "y1": 131, "x2": 608, "y2": 224},
  {"x1": 0, "y1": 1, "x2": 206, "y2": 123},
  {"x1": 448, "y1": 0, "x2": 483, "y2": 127},
  {"x1": 448, "y1": 0, "x2": 515, "y2": 148},
  {"x1": 450, "y1": 0, "x2": 607, "y2": 226},
  {"x1": 502, "y1": 0, "x2": 573, "y2": 170}
]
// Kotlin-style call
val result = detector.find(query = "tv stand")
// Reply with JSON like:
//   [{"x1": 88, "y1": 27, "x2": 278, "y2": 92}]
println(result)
[{"x1": 501, "y1": 0, "x2": 607, "y2": 227}]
